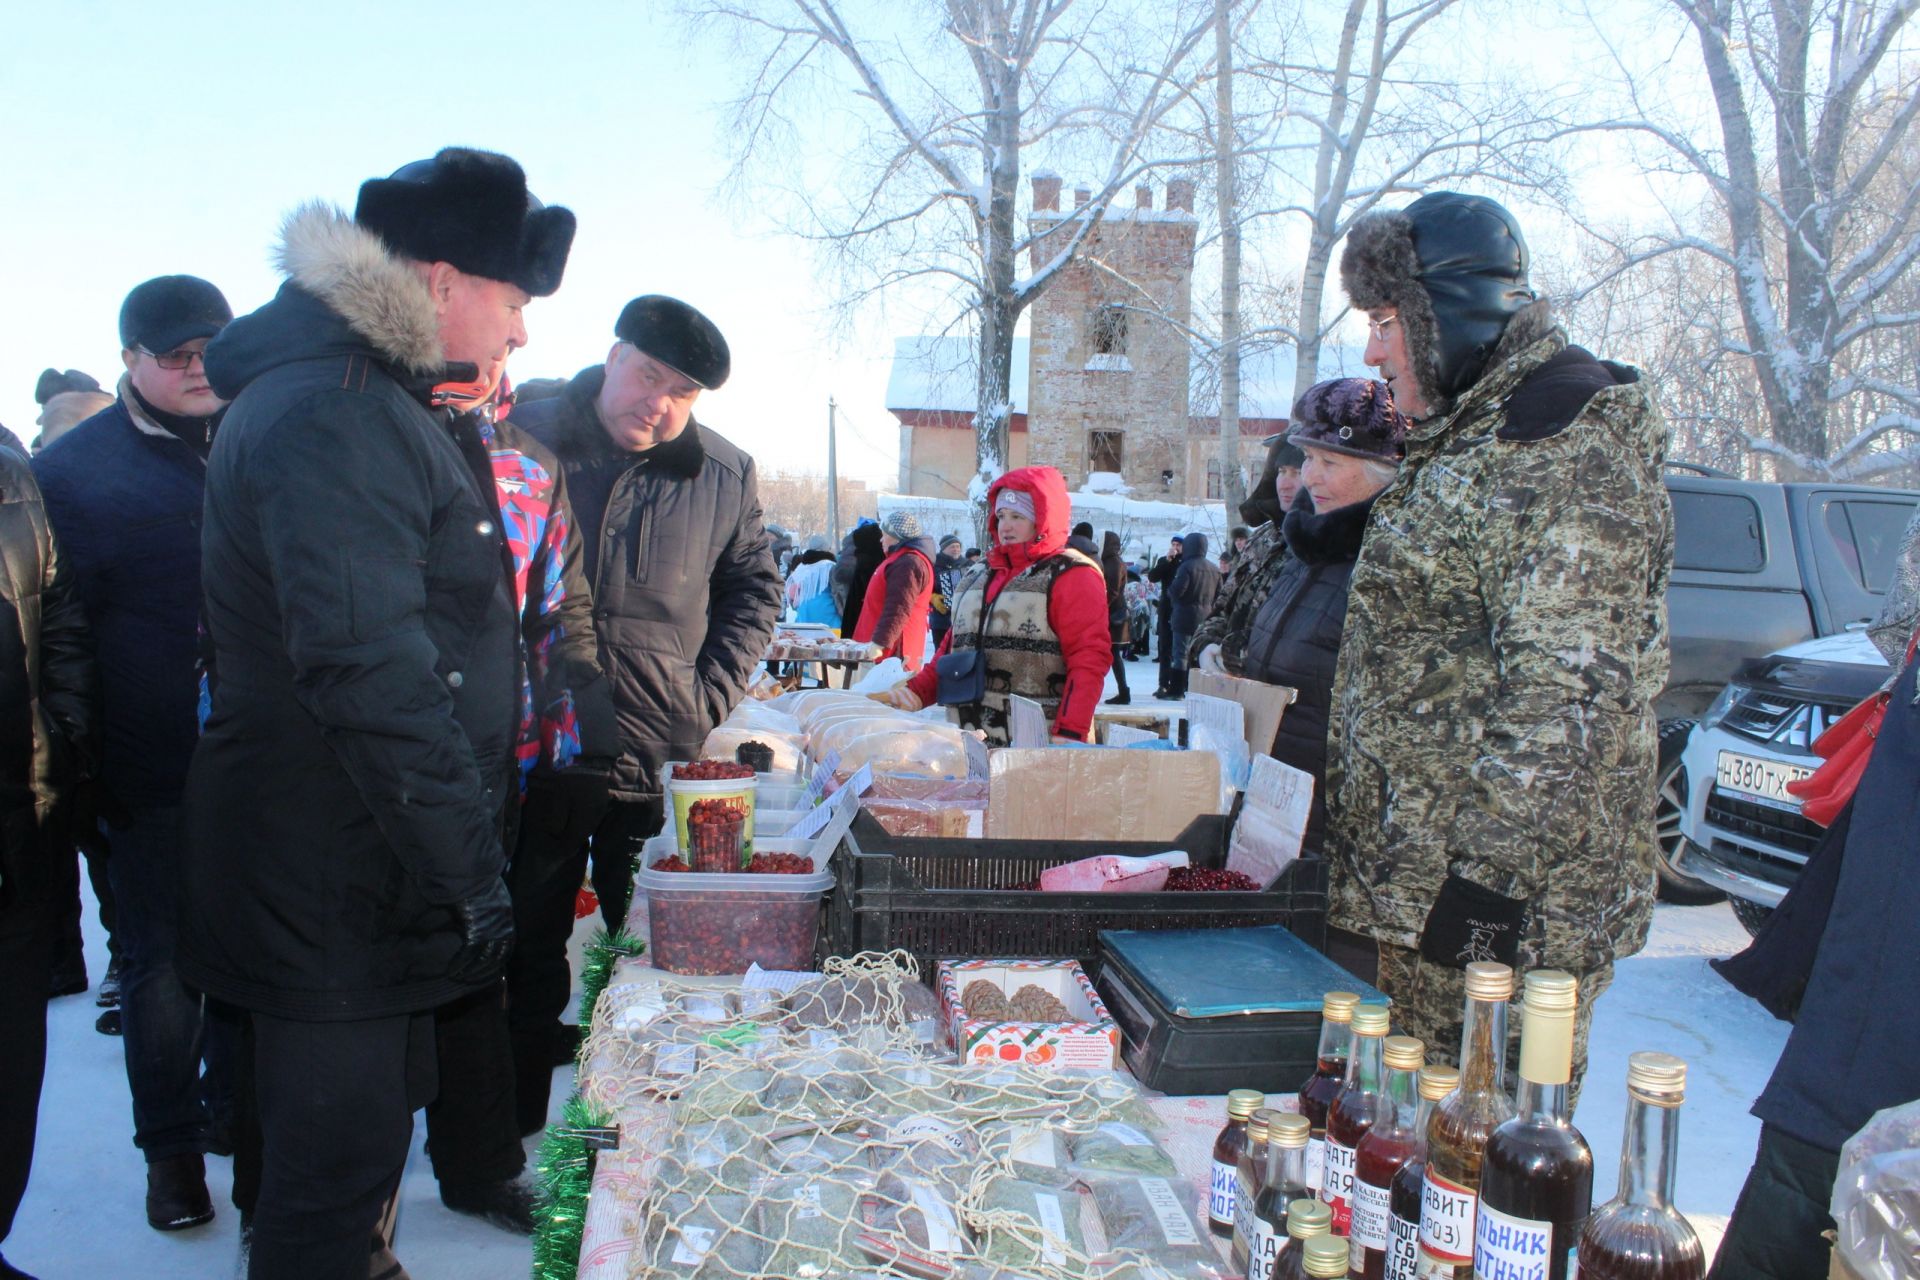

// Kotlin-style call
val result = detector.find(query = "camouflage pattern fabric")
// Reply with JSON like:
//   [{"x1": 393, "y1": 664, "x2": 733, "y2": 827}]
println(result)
[
  {"x1": 1869, "y1": 504, "x2": 1920, "y2": 671},
  {"x1": 1376, "y1": 942, "x2": 1612, "y2": 1111},
  {"x1": 1326, "y1": 327, "x2": 1674, "y2": 975},
  {"x1": 1186, "y1": 519, "x2": 1290, "y2": 675}
]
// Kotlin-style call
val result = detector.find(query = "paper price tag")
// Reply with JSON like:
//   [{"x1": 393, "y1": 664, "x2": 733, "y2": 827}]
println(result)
[
  {"x1": 804, "y1": 751, "x2": 842, "y2": 805},
  {"x1": 1008, "y1": 694, "x2": 1049, "y2": 749},
  {"x1": 845, "y1": 762, "x2": 874, "y2": 797},
  {"x1": 1104, "y1": 723, "x2": 1158, "y2": 747},
  {"x1": 1226, "y1": 754, "x2": 1313, "y2": 889}
]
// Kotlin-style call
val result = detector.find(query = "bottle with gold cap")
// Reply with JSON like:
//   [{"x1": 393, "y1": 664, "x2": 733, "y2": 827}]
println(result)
[
  {"x1": 1298, "y1": 1235, "x2": 1355, "y2": 1280},
  {"x1": 1234, "y1": 1108, "x2": 1276, "y2": 1275},
  {"x1": 1389, "y1": 1065, "x2": 1458, "y2": 1280},
  {"x1": 1575, "y1": 1053, "x2": 1705, "y2": 1280},
  {"x1": 1270, "y1": 1200, "x2": 1335, "y2": 1280},
  {"x1": 1249, "y1": 1114, "x2": 1318, "y2": 1280},
  {"x1": 1213, "y1": 1088, "x2": 1267, "y2": 1237},
  {"x1": 1473, "y1": 970, "x2": 1592, "y2": 1280},
  {"x1": 1349, "y1": 1035, "x2": 1426, "y2": 1278},
  {"x1": 1326, "y1": 1002, "x2": 1392, "y2": 1235},
  {"x1": 1300, "y1": 991, "x2": 1361, "y2": 1196},
  {"x1": 1418, "y1": 961, "x2": 1515, "y2": 1278}
]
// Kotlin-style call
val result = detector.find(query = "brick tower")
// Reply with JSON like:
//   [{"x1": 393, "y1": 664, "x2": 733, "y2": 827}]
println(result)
[{"x1": 1025, "y1": 173, "x2": 1198, "y2": 497}]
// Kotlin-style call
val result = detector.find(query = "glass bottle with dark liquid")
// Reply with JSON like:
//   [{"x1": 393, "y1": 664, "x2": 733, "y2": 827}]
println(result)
[
  {"x1": 1325, "y1": 1002, "x2": 1392, "y2": 1235},
  {"x1": 1576, "y1": 1053, "x2": 1705, "y2": 1280},
  {"x1": 1300, "y1": 990, "x2": 1361, "y2": 1198},
  {"x1": 1474, "y1": 970, "x2": 1592, "y2": 1280},
  {"x1": 1349, "y1": 1035, "x2": 1427, "y2": 1278},
  {"x1": 1213, "y1": 1088, "x2": 1268, "y2": 1238},
  {"x1": 1388, "y1": 1065, "x2": 1459, "y2": 1280},
  {"x1": 1233, "y1": 1107, "x2": 1275, "y2": 1276},
  {"x1": 1249, "y1": 1113, "x2": 1316, "y2": 1280},
  {"x1": 1418, "y1": 961, "x2": 1515, "y2": 1279},
  {"x1": 1270, "y1": 1200, "x2": 1334, "y2": 1280}
]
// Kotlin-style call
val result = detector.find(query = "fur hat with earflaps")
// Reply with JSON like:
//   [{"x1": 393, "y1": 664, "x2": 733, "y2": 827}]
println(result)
[
  {"x1": 354, "y1": 148, "x2": 576, "y2": 297},
  {"x1": 1340, "y1": 192, "x2": 1537, "y2": 414}
]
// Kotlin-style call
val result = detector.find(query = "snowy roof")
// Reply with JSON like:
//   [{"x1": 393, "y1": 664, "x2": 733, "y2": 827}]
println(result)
[
  {"x1": 886, "y1": 336, "x2": 1030, "y2": 414},
  {"x1": 884, "y1": 332, "x2": 1371, "y2": 421}
]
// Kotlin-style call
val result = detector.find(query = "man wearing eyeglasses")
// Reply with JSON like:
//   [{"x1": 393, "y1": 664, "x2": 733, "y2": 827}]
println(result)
[
  {"x1": 1323, "y1": 193, "x2": 1673, "y2": 1099},
  {"x1": 32, "y1": 274, "x2": 235, "y2": 1234}
]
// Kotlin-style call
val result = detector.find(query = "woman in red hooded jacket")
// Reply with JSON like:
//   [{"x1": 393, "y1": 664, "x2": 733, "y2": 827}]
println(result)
[{"x1": 880, "y1": 466, "x2": 1112, "y2": 743}]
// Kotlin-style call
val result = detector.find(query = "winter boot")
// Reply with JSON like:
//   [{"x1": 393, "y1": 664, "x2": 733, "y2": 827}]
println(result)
[
  {"x1": 147, "y1": 1152, "x2": 215, "y2": 1231},
  {"x1": 96, "y1": 954, "x2": 123, "y2": 1007},
  {"x1": 439, "y1": 1170, "x2": 538, "y2": 1235}
]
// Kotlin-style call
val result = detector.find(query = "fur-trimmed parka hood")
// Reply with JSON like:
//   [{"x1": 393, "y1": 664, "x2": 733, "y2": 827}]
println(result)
[{"x1": 205, "y1": 203, "x2": 448, "y2": 402}]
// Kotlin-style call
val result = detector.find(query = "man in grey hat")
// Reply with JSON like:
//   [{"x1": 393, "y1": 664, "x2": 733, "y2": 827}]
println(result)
[
  {"x1": 513, "y1": 295, "x2": 780, "y2": 936},
  {"x1": 1324, "y1": 191, "x2": 1673, "y2": 1096}
]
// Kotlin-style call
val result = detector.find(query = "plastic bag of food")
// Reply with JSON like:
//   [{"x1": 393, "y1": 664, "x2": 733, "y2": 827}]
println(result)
[
  {"x1": 1086, "y1": 1175, "x2": 1224, "y2": 1276},
  {"x1": 867, "y1": 1171, "x2": 972, "y2": 1262},
  {"x1": 1067, "y1": 1121, "x2": 1180, "y2": 1178},
  {"x1": 764, "y1": 1055, "x2": 875, "y2": 1121},
  {"x1": 865, "y1": 798, "x2": 977, "y2": 839},
  {"x1": 643, "y1": 1190, "x2": 769, "y2": 1279},
  {"x1": 1833, "y1": 1097, "x2": 1920, "y2": 1280},
  {"x1": 757, "y1": 1174, "x2": 864, "y2": 1278},
  {"x1": 669, "y1": 1065, "x2": 773, "y2": 1124},
  {"x1": 666, "y1": 1116, "x2": 772, "y2": 1193},
  {"x1": 970, "y1": 1177, "x2": 1086, "y2": 1272},
  {"x1": 980, "y1": 1121, "x2": 1074, "y2": 1187},
  {"x1": 723, "y1": 704, "x2": 802, "y2": 735},
  {"x1": 768, "y1": 1127, "x2": 871, "y2": 1176},
  {"x1": 832, "y1": 726, "x2": 971, "y2": 779}
]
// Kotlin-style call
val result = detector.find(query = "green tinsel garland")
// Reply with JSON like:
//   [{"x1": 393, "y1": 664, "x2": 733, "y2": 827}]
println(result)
[
  {"x1": 529, "y1": 1093, "x2": 613, "y2": 1280},
  {"x1": 530, "y1": 927, "x2": 645, "y2": 1280}
]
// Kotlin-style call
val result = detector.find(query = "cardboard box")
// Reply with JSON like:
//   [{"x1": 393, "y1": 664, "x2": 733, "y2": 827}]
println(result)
[
  {"x1": 937, "y1": 958, "x2": 1120, "y2": 1070},
  {"x1": 1189, "y1": 669, "x2": 1296, "y2": 762},
  {"x1": 986, "y1": 747, "x2": 1224, "y2": 840}
]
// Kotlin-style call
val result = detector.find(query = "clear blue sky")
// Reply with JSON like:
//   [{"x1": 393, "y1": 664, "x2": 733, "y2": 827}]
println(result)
[{"x1": 0, "y1": 0, "x2": 906, "y2": 478}]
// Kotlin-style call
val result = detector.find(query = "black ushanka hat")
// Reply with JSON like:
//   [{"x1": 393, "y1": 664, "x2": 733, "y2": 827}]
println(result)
[
  {"x1": 354, "y1": 148, "x2": 575, "y2": 297},
  {"x1": 615, "y1": 295, "x2": 731, "y2": 390}
]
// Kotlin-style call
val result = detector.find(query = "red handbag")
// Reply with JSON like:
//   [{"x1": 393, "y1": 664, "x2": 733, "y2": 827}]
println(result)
[{"x1": 1785, "y1": 631, "x2": 1919, "y2": 827}]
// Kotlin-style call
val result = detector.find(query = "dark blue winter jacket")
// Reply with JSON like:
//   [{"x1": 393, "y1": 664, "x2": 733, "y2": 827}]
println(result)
[{"x1": 33, "y1": 388, "x2": 206, "y2": 808}]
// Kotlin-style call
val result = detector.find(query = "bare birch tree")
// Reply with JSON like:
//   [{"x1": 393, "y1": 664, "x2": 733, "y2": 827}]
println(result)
[
  {"x1": 1570, "y1": 0, "x2": 1920, "y2": 479},
  {"x1": 694, "y1": 0, "x2": 1220, "y2": 521}
]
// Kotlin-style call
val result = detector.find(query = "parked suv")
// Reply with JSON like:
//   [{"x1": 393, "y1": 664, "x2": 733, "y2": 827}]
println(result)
[
  {"x1": 1653, "y1": 468, "x2": 1917, "y2": 902},
  {"x1": 1673, "y1": 631, "x2": 1888, "y2": 934}
]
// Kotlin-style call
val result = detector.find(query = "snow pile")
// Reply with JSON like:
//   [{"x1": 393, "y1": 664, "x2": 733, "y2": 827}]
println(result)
[
  {"x1": 1083, "y1": 471, "x2": 1129, "y2": 495},
  {"x1": 878, "y1": 488, "x2": 1229, "y2": 562}
]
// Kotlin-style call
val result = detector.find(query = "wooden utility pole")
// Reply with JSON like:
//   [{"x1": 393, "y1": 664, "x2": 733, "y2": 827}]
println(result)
[
  {"x1": 1212, "y1": 0, "x2": 1248, "y2": 510},
  {"x1": 826, "y1": 396, "x2": 841, "y2": 546}
]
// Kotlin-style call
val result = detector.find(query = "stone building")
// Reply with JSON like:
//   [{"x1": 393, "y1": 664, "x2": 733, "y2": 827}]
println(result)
[{"x1": 886, "y1": 174, "x2": 1361, "y2": 503}]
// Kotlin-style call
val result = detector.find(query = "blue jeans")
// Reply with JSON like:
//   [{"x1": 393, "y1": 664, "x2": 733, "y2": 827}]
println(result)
[{"x1": 107, "y1": 805, "x2": 212, "y2": 1162}]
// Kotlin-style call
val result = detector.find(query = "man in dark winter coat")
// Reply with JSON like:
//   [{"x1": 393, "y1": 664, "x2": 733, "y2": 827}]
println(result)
[
  {"x1": 1147, "y1": 535, "x2": 1183, "y2": 697},
  {"x1": 0, "y1": 449, "x2": 98, "y2": 1280},
  {"x1": 832, "y1": 519, "x2": 886, "y2": 638},
  {"x1": 929, "y1": 534, "x2": 965, "y2": 648},
  {"x1": 184, "y1": 148, "x2": 577, "y2": 1280},
  {"x1": 34, "y1": 274, "x2": 235, "y2": 1231},
  {"x1": 1164, "y1": 531, "x2": 1219, "y2": 700},
  {"x1": 513, "y1": 295, "x2": 781, "y2": 934},
  {"x1": 852, "y1": 511, "x2": 936, "y2": 671}
]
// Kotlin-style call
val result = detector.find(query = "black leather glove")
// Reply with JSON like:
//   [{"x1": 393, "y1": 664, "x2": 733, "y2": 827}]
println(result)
[
  {"x1": 447, "y1": 878, "x2": 515, "y2": 984},
  {"x1": 527, "y1": 760, "x2": 614, "y2": 845},
  {"x1": 1418, "y1": 874, "x2": 1527, "y2": 970}
]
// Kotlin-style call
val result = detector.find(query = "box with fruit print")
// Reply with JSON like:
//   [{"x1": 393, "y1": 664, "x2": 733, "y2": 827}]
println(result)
[{"x1": 936, "y1": 958, "x2": 1120, "y2": 1071}]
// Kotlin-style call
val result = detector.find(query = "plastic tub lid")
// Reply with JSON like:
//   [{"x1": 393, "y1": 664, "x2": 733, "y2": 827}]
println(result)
[
  {"x1": 1100, "y1": 925, "x2": 1385, "y2": 1018},
  {"x1": 636, "y1": 841, "x2": 833, "y2": 896}
]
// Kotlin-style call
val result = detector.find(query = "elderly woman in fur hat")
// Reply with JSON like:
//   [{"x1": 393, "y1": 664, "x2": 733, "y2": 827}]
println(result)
[{"x1": 1237, "y1": 378, "x2": 1409, "y2": 855}]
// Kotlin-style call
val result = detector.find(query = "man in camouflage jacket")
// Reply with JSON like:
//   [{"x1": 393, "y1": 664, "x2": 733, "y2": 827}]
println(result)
[
  {"x1": 1327, "y1": 193, "x2": 1674, "y2": 1094},
  {"x1": 1188, "y1": 435, "x2": 1301, "y2": 676}
]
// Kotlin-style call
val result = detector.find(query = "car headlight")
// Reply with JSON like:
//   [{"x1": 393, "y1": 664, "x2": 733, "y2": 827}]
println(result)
[{"x1": 1701, "y1": 683, "x2": 1750, "y2": 730}]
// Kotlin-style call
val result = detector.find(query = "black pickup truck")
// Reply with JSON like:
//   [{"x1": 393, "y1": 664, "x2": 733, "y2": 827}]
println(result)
[{"x1": 1654, "y1": 467, "x2": 1917, "y2": 900}]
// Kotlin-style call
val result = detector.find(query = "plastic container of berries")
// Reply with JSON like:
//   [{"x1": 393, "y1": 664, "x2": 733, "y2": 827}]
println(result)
[{"x1": 638, "y1": 839, "x2": 834, "y2": 975}]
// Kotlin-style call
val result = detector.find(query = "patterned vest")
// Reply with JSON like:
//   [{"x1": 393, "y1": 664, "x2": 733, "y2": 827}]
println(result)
[{"x1": 947, "y1": 549, "x2": 1102, "y2": 745}]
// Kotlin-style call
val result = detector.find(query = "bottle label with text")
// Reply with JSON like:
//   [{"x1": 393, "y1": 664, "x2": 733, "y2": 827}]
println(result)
[
  {"x1": 1351, "y1": 1176, "x2": 1393, "y2": 1254},
  {"x1": 1306, "y1": 1136, "x2": 1326, "y2": 1197},
  {"x1": 1209, "y1": 1159, "x2": 1238, "y2": 1229},
  {"x1": 1323, "y1": 1139, "x2": 1358, "y2": 1232},
  {"x1": 1473, "y1": 1201, "x2": 1577, "y2": 1280},
  {"x1": 1417, "y1": 1168, "x2": 1476, "y2": 1264},
  {"x1": 1246, "y1": 1220, "x2": 1282, "y2": 1280},
  {"x1": 1386, "y1": 1210, "x2": 1421, "y2": 1280},
  {"x1": 1234, "y1": 1171, "x2": 1255, "y2": 1253}
]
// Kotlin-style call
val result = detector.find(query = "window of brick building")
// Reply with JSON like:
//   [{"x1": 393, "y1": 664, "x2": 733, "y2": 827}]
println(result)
[
  {"x1": 1089, "y1": 430, "x2": 1124, "y2": 473},
  {"x1": 1206, "y1": 460, "x2": 1223, "y2": 499},
  {"x1": 1089, "y1": 305, "x2": 1128, "y2": 356}
]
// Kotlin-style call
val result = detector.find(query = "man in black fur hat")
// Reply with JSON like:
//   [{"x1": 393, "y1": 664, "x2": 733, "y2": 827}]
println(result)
[
  {"x1": 182, "y1": 148, "x2": 575, "y2": 1279},
  {"x1": 1322, "y1": 192, "x2": 1673, "y2": 1100},
  {"x1": 512, "y1": 295, "x2": 780, "y2": 998}
]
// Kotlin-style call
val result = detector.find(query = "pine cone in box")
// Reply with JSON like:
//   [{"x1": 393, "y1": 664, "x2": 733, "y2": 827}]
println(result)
[
  {"x1": 962, "y1": 979, "x2": 1011, "y2": 1021},
  {"x1": 1007, "y1": 984, "x2": 1070, "y2": 1023}
]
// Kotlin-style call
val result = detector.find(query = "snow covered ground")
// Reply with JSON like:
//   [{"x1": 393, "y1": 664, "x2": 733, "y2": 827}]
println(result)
[{"x1": 7, "y1": 655, "x2": 1782, "y2": 1275}]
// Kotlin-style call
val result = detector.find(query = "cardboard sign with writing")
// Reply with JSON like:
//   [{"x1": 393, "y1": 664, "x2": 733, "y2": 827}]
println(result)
[
  {"x1": 1008, "y1": 694, "x2": 1050, "y2": 750},
  {"x1": 987, "y1": 748, "x2": 1224, "y2": 840},
  {"x1": 1189, "y1": 669, "x2": 1296, "y2": 764},
  {"x1": 1226, "y1": 754, "x2": 1314, "y2": 888}
]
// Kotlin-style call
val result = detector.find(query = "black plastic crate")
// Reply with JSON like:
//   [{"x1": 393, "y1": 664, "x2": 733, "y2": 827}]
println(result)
[{"x1": 824, "y1": 810, "x2": 1327, "y2": 981}]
